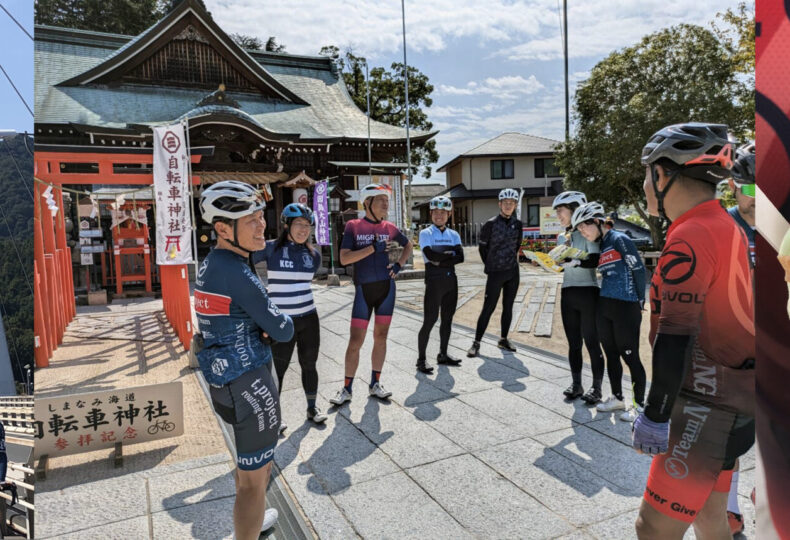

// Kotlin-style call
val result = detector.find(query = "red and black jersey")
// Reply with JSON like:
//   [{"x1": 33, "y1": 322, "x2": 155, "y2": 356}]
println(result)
[{"x1": 649, "y1": 200, "x2": 755, "y2": 367}]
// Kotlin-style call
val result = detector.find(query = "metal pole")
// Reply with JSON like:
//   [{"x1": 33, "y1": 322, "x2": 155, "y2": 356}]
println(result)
[
  {"x1": 183, "y1": 118, "x2": 200, "y2": 278},
  {"x1": 329, "y1": 217, "x2": 335, "y2": 275},
  {"x1": 365, "y1": 60, "x2": 373, "y2": 179},
  {"x1": 563, "y1": 0, "x2": 569, "y2": 142},
  {"x1": 401, "y1": 0, "x2": 413, "y2": 228}
]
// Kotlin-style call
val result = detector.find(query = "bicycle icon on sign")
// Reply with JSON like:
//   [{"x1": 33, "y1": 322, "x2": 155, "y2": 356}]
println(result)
[{"x1": 147, "y1": 419, "x2": 176, "y2": 435}]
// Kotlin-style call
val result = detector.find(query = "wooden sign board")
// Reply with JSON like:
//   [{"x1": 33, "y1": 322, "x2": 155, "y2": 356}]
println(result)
[{"x1": 34, "y1": 382, "x2": 183, "y2": 458}]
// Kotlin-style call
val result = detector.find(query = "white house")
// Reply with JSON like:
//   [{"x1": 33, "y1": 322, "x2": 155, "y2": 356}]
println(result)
[{"x1": 434, "y1": 132, "x2": 564, "y2": 228}]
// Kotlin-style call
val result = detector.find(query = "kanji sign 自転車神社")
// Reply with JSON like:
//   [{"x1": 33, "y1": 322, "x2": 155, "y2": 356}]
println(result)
[
  {"x1": 154, "y1": 123, "x2": 193, "y2": 265},
  {"x1": 33, "y1": 382, "x2": 184, "y2": 457}
]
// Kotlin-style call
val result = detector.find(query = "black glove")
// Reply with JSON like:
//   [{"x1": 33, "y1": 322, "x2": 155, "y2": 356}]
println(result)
[
  {"x1": 260, "y1": 332, "x2": 276, "y2": 345},
  {"x1": 389, "y1": 262, "x2": 402, "y2": 276}
]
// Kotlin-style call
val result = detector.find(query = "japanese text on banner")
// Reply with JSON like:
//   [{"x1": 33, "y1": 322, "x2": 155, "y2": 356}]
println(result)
[
  {"x1": 313, "y1": 181, "x2": 330, "y2": 245},
  {"x1": 153, "y1": 124, "x2": 193, "y2": 264}
]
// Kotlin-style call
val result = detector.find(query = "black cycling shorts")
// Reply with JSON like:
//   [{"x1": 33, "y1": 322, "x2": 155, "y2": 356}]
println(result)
[{"x1": 209, "y1": 362, "x2": 281, "y2": 471}]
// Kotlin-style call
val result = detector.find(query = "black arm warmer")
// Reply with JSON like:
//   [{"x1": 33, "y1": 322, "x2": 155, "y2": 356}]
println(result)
[
  {"x1": 644, "y1": 333, "x2": 695, "y2": 423},
  {"x1": 478, "y1": 222, "x2": 491, "y2": 262},
  {"x1": 578, "y1": 253, "x2": 600, "y2": 268},
  {"x1": 422, "y1": 246, "x2": 453, "y2": 263}
]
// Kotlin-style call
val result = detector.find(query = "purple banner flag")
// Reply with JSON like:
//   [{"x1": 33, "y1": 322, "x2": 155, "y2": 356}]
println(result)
[{"x1": 314, "y1": 181, "x2": 330, "y2": 246}]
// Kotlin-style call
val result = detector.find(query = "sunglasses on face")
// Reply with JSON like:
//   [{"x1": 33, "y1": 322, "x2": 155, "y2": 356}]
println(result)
[{"x1": 737, "y1": 184, "x2": 755, "y2": 197}]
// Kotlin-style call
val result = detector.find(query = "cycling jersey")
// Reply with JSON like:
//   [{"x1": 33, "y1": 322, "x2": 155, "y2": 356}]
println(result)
[
  {"x1": 479, "y1": 214, "x2": 522, "y2": 273},
  {"x1": 419, "y1": 225, "x2": 463, "y2": 280},
  {"x1": 253, "y1": 240, "x2": 321, "y2": 317},
  {"x1": 598, "y1": 229, "x2": 646, "y2": 303},
  {"x1": 341, "y1": 218, "x2": 408, "y2": 285},
  {"x1": 727, "y1": 206, "x2": 755, "y2": 266},
  {"x1": 644, "y1": 199, "x2": 755, "y2": 524},
  {"x1": 0, "y1": 422, "x2": 5, "y2": 453},
  {"x1": 194, "y1": 248, "x2": 294, "y2": 387},
  {"x1": 649, "y1": 200, "x2": 754, "y2": 370},
  {"x1": 559, "y1": 229, "x2": 600, "y2": 289}
]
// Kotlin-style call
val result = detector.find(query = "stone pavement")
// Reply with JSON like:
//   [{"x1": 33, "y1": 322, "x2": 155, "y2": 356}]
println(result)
[
  {"x1": 34, "y1": 273, "x2": 756, "y2": 539},
  {"x1": 273, "y1": 281, "x2": 756, "y2": 539}
]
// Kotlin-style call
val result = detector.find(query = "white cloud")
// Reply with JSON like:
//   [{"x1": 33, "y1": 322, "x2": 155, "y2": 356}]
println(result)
[
  {"x1": 438, "y1": 75, "x2": 544, "y2": 99},
  {"x1": 207, "y1": 0, "x2": 745, "y2": 60}
]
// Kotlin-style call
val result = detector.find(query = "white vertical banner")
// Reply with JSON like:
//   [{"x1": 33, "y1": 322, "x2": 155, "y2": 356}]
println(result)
[
  {"x1": 516, "y1": 187, "x2": 525, "y2": 221},
  {"x1": 153, "y1": 124, "x2": 193, "y2": 265}
]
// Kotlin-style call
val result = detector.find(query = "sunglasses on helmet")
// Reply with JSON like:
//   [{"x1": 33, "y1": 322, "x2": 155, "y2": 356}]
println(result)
[{"x1": 431, "y1": 200, "x2": 452, "y2": 210}]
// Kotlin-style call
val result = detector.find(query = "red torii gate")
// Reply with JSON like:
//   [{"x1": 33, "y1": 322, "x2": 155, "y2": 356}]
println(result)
[{"x1": 34, "y1": 150, "x2": 204, "y2": 367}]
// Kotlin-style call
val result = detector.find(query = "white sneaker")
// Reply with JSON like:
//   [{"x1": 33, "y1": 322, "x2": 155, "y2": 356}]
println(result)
[
  {"x1": 620, "y1": 405, "x2": 644, "y2": 422},
  {"x1": 329, "y1": 388, "x2": 352, "y2": 405},
  {"x1": 278, "y1": 420, "x2": 287, "y2": 434},
  {"x1": 261, "y1": 508, "x2": 278, "y2": 531},
  {"x1": 368, "y1": 382, "x2": 392, "y2": 400},
  {"x1": 596, "y1": 395, "x2": 626, "y2": 412}
]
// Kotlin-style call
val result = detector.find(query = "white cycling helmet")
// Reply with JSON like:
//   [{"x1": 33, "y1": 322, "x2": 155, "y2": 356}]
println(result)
[
  {"x1": 200, "y1": 180, "x2": 265, "y2": 224},
  {"x1": 429, "y1": 195, "x2": 452, "y2": 211},
  {"x1": 360, "y1": 183, "x2": 391, "y2": 203},
  {"x1": 552, "y1": 191, "x2": 587, "y2": 210},
  {"x1": 498, "y1": 188, "x2": 519, "y2": 201},
  {"x1": 571, "y1": 201, "x2": 606, "y2": 230}
]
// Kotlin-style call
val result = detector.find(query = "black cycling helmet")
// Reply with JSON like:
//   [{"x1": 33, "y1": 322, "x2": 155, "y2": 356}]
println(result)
[
  {"x1": 641, "y1": 122, "x2": 733, "y2": 222},
  {"x1": 730, "y1": 142, "x2": 755, "y2": 185}
]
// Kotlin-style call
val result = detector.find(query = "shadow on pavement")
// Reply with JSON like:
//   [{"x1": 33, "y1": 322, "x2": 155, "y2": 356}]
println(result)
[
  {"x1": 404, "y1": 365, "x2": 457, "y2": 421},
  {"x1": 477, "y1": 352, "x2": 529, "y2": 391},
  {"x1": 300, "y1": 398, "x2": 393, "y2": 495},
  {"x1": 161, "y1": 473, "x2": 235, "y2": 540}
]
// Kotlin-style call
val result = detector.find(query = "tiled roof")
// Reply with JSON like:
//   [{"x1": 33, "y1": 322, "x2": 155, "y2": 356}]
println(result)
[{"x1": 35, "y1": 16, "x2": 435, "y2": 143}]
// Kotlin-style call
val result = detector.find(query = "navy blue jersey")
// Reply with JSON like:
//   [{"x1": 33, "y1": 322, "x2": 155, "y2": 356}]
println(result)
[
  {"x1": 727, "y1": 206, "x2": 755, "y2": 266},
  {"x1": 195, "y1": 248, "x2": 294, "y2": 386},
  {"x1": 0, "y1": 422, "x2": 5, "y2": 454},
  {"x1": 598, "y1": 229, "x2": 646, "y2": 303},
  {"x1": 253, "y1": 240, "x2": 321, "y2": 317}
]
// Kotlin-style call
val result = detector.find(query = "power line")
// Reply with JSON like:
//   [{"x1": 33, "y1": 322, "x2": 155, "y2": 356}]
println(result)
[
  {"x1": 0, "y1": 62, "x2": 33, "y2": 117},
  {"x1": 2, "y1": 138, "x2": 33, "y2": 201},
  {"x1": 0, "y1": 3, "x2": 32, "y2": 40}
]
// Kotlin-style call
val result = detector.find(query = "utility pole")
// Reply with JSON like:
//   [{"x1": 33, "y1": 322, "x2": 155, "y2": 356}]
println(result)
[
  {"x1": 401, "y1": 0, "x2": 413, "y2": 229},
  {"x1": 563, "y1": 0, "x2": 569, "y2": 142}
]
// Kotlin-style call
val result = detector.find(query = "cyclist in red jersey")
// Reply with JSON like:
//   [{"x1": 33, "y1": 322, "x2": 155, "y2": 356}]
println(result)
[{"x1": 632, "y1": 123, "x2": 755, "y2": 539}]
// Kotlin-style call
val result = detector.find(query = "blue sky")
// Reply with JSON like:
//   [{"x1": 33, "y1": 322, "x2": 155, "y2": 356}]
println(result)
[
  {"x1": 208, "y1": 0, "x2": 749, "y2": 185},
  {"x1": 0, "y1": 1, "x2": 33, "y2": 134}
]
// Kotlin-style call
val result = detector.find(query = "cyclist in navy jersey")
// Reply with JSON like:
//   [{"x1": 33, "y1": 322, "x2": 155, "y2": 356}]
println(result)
[
  {"x1": 195, "y1": 181, "x2": 294, "y2": 539},
  {"x1": 0, "y1": 422, "x2": 6, "y2": 483},
  {"x1": 330, "y1": 184, "x2": 413, "y2": 405},
  {"x1": 253, "y1": 203, "x2": 327, "y2": 432},
  {"x1": 416, "y1": 196, "x2": 464, "y2": 373},
  {"x1": 573, "y1": 202, "x2": 647, "y2": 421}
]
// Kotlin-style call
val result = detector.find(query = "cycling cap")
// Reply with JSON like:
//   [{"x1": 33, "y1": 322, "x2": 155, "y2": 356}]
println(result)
[
  {"x1": 571, "y1": 201, "x2": 606, "y2": 230},
  {"x1": 641, "y1": 123, "x2": 733, "y2": 183},
  {"x1": 552, "y1": 191, "x2": 587, "y2": 209},
  {"x1": 499, "y1": 188, "x2": 519, "y2": 201},
  {"x1": 429, "y1": 196, "x2": 453, "y2": 211},
  {"x1": 200, "y1": 180, "x2": 265, "y2": 224},
  {"x1": 281, "y1": 203, "x2": 315, "y2": 225}
]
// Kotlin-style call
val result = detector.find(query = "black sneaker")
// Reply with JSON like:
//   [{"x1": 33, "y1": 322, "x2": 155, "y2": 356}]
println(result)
[
  {"x1": 437, "y1": 353, "x2": 461, "y2": 366},
  {"x1": 563, "y1": 383, "x2": 584, "y2": 399},
  {"x1": 497, "y1": 338, "x2": 517, "y2": 352},
  {"x1": 581, "y1": 387, "x2": 603, "y2": 405},
  {"x1": 307, "y1": 406, "x2": 327, "y2": 424},
  {"x1": 467, "y1": 341, "x2": 480, "y2": 357},
  {"x1": 416, "y1": 360, "x2": 434, "y2": 374}
]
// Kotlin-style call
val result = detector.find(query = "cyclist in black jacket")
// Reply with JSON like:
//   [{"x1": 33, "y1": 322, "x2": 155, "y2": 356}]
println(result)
[{"x1": 467, "y1": 188, "x2": 523, "y2": 357}]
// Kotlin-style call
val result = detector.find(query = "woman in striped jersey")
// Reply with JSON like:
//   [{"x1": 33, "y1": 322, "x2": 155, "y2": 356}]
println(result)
[{"x1": 253, "y1": 203, "x2": 327, "y2": 430}]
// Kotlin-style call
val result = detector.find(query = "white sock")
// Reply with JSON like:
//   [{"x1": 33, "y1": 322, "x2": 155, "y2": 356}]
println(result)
[{"x1": 727, "y1": 471, "x2": 741, "y2": 514}]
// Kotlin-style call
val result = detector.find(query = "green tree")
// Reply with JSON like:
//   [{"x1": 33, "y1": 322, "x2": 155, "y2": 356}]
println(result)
[
  {"x1": 319, "y1": 46, "x2": 439, "y2": 179},
  {"x1": 264, "y1": 37, "x2": 286, "y2": 53},
  {"x1": 554, "y1": 24, "x2": 754, "y2": 247},
  {"x1": 35, "y1": 0, "x2": 169, "y2": 35}
]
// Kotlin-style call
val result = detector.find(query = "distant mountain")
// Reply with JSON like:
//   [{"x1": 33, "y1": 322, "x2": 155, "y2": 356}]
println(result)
[{"x1": 0, "y1": 134, "x2": 34, "y2": 384}]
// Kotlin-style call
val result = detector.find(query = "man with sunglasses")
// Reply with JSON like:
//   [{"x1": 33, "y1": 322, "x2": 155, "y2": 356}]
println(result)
[
  {"x1": 416, "y1": 196, "x2": 464, "y2": 373},
  {"x1": 722, "y1": 142, "x2": 755, "y2": 536}
]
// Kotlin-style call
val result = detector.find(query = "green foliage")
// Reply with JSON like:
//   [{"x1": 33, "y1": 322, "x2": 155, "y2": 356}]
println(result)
[
  {"x1": 554, "y1": 23, "x2": 754, "y2": 247},
  {"x1": 35, "y1": 0, "x2": 169, "y2": 35},
  {"x1": 0, "y1": 136, "x2": 33, "y2": 383},
  {"x1": 319, "y1": 46, "x2": 439, "y2": 179}
]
